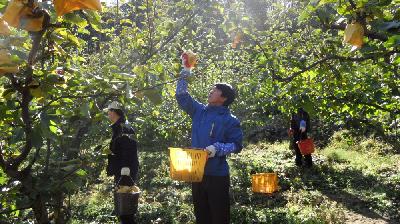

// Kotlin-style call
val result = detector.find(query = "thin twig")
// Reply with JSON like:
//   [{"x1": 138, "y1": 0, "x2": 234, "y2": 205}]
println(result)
[{"x1": 0, "y1": 205, "x2": 32, "y2": 215}]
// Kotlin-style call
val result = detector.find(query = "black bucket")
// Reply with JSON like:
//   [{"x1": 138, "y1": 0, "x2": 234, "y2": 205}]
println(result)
[{"x1": 114, "y1": 191, "x2": 140, "y2": 216}]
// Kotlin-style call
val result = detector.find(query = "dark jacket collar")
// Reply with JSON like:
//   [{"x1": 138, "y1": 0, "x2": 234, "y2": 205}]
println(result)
[
  {"x1": 205, "y1": 104, "x2": 229, "y2": 114},
  {"x1": 111, "y1": 118, "x2": 135, "y2": 137}
]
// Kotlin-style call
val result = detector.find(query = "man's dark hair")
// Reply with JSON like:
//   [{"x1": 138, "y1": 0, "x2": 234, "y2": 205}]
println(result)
[
  {"x1": 215, "y1": 83, "x2": 236, "y2": 106},
  {"x1": 109, "y1": 108, "x2": 126, "y2": 122}
]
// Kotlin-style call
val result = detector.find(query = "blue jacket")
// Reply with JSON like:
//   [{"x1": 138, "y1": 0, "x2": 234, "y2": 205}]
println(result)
[{"x1": 176, "y1": 78, "x2": 243, "y2": 176}]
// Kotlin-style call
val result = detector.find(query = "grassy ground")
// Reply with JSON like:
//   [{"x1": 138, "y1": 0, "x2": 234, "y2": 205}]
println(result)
[{"x1": 71, "y1": 131, "x2": 400, "y2": 223}]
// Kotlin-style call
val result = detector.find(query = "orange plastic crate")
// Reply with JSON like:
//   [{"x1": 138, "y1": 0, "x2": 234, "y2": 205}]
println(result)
[
  {"x1": 251, "y1": 173, "x2": 278, "y2": 194},
  {"x1": 169, "y1": 147, "x2": 208, "y2": 182}
]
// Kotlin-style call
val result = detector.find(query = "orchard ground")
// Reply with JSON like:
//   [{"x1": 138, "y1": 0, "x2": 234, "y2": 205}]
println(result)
[{"x1": 71, "y1": 131, "x2": 400, "y2": 224}]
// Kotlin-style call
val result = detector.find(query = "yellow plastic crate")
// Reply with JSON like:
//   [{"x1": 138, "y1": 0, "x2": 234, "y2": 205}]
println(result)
[
  {"x1": 169, "y1": 147, "x2": 208, "y2": 182},
  {"x1": 251, "y1": 173, "x2": 278, "y2": 194}
]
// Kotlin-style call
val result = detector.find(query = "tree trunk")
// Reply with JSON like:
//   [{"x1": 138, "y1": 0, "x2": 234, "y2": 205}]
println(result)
[
  {"x1": 32, "y1": 194, "x2": 49, "y2": 224},
  {"x1": 54, "y1": 191, "x2": 66, "y2": 224}
]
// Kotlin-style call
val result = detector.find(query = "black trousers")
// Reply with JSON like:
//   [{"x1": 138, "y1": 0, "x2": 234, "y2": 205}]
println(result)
[
  {"x1": 292, "y1": 140, "x2": 313, "y2": 167},
  {"x1": 119, "y1": 215, "x2": 136, "y2": 224},
  {"x1": 192, "y1": 175, "x2": 230, "y2": 224}
]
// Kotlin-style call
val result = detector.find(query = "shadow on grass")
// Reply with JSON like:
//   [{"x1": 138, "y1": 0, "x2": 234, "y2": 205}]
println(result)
[
  {"x1": 295, "y1": 163, "x2": 399, "y2": 223},
  {"x1": 230, "y1": 156, "x2": 400, "y2": 223}
]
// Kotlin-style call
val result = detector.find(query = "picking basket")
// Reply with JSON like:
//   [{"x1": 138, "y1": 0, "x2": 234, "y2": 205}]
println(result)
[
  {"x1": 114, "y1": 191, "x2": 140, "y2": 216},
  {"x1": 114, "y1": 176, "x2": 140, "y2": 216},
  {"x1": 297, "y1": 138, "x2": 315, "y2": 155},
  {"x1": 251, "y1": 173, "x2": 278, "y2": 194},
  {"x1": 169, "y1": 147, "x2": 208, "y2": 182}
]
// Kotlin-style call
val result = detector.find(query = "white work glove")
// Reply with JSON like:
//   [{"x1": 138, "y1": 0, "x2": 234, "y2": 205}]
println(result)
[
  {"x1": 205, "y1": 145, "x2": 217, "y2": 158},
  {"x1": 299, "y1": 120, "x2": 306, "y2": 133},
  {"x1": 121, "y1": 167, "x2": 130, "y2": 176}
]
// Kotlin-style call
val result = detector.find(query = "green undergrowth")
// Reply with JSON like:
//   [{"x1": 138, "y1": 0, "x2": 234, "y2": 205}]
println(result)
[{"x1": 70, "y1": 131, "x2": 400, "y2": 223}]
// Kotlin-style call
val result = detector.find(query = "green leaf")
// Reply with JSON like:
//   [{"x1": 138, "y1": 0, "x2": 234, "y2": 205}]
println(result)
[
  {"x1": 62, "y1": 181, "x2": 77, "y2": 192},
  {"x1": 0, "y1": 1, "x2": 7, "y2": 11},
  {"x1": 62, "y1": 164, "x2": 78, "y2": 172},
  {"x1": 317, "y1": 0, "x2": 337, "y2": 7},
  {"x1": 10, "y1": 127, "x2": 24, "y2": 144},
  {"x1": 49, "y1": 125, "x2": 58, "y2": 134},
  {"x1": 75, "y1": 169, "x2": 87, "y2": 177},
  {"x1": 299, "y1": 9, "x2": 311, "y2": 22},
  {"x1": 85, "y1": 11, "x2": 102, "y2": 31},
  {"x1": 0, "y1": 169, "x2": 8, "y2": 185},
  {"x1": 80, "y1": 102, "x2": 91, "y2": 118},
  {"x1": 393, "y1": 54, "x2": 400, "y2": 65},
  {"x1": 384, "y1": 35, "x2": 400, "y2": 48},
  {"x1": 32, "y1": 125, "x2": 43, "y2": 149},
  {"x1": 126, "y1": 81, "x2": 133, "y2": 99},
  {"x1": 63, "y1": 13, "x2": 88, "y2": 28},
  {"x1": 120, "y1": 19, "x2": 132, "y2": 25},
  {"x1": 143, "y1": 89, "x2": 162, "y2": 105},
  {"x1": 40, "y1": 112, "x2": 50, "y2": 132},
  {"x1": 54, "y1": 28, "x2": 81, "y2": 46},
  {"x1": 9, "y1": 49, "x2": 27, "y2": 62},
  {"x1": 376, "y1": 0, "x2": 392, "y2": 6}
]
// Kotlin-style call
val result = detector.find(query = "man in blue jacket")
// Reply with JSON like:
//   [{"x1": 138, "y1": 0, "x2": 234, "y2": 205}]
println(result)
[{"x1": 175, "y1": 69, "x2": 243, "y2": 224}]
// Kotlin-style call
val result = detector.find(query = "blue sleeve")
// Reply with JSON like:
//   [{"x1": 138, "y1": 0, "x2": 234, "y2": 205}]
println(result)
[
  {"x1": 175, "y1": 71, "x2": 203, "y2": 117},
  {"x1": 213, "y1": 142, "x2": 236, "y2": 156},
  {"x1": 214, "y1": 118, "x2": 243, "y2": 156}
]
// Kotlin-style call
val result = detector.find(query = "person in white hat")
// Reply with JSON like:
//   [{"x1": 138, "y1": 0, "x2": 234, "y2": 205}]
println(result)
[{"x1": 106, "y1": 101, "x2": 139, "y2": 224}]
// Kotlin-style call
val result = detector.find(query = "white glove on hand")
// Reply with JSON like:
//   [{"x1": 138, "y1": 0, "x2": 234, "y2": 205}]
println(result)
[
  {"x1": 205, "y1": 145, "x2": 217, "y2": 158},
  {"x1": 121, "y1": 167, "x2": 130, "y2": 176},
  {"x1": 299, "y1": 120, "x2": 306, "y2": 133}
]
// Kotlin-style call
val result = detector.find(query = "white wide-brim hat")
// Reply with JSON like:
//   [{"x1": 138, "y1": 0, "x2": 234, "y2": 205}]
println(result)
[{"x1": 104, "y1": 101, "x2": 122, "y2": 111}]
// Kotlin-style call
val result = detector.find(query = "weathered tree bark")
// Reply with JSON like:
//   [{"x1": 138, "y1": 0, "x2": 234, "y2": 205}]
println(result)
[
  {"x1": 54, "y1": 191, "x2": 66, "y2": 224},
  {"x1": 32, "y1": 194, "x2": 50, "y2": 224},
  {"x1": 1, "y1": 60, "x2": 50, "y2": 224}
]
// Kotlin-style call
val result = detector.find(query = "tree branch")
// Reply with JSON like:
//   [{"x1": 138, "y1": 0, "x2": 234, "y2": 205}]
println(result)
[
  {"x1": 10, "y1": 68, "x2": 34, "y2": 169},
  {"x1": 36, "y1": 74, "x2": 181, "y2": 118},
  {"x1": 348, "y1": 0, "x2": 356, "y2": 9},
  {"x1": 120, "y1": 9, "x2": 198, "y2": 71},
  {"x1": 141, "y1": 10, "x2": 197, "y2": 64},
  {"x1": 21, "y1": 144, "x2": 41, "y2": 174},
  {"x1": 276, "y1": 57, "x2": 330, "y2": 82},
  {"x1": 28, "y1": 31, "x2": 46, "y2": 66},
  {"x1": 266, "y1": 50, "x2": 400, "y2": 83},
  {"x1": 326, "y1": 95, "x2": 397, "y2": 113},
  {"x1": 0, "y1": 142, "x2": 6, "y2": 171},
  {"x1": 0, "y1": 205, "x2": 32, "y2": 215},
  {"x1": 44, "y1": 139, "x2": 51, "y2": 174},
  {"x1": 330, "y1": 50, "x2": 400, "y2": 61}
]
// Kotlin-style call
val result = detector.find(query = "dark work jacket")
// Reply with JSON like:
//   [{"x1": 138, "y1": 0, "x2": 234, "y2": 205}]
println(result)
[
  {"x1": 107, "y1": 118, "x2": 139, "y2": 184},
  {"x1": 290, "y1": 110, "x2": 311, "y2": 142}
]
